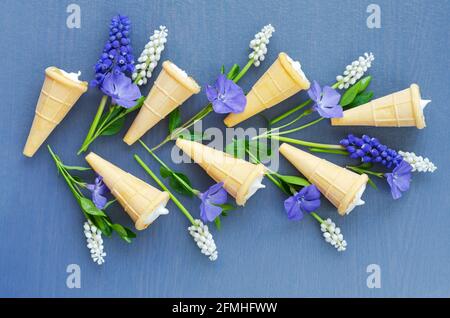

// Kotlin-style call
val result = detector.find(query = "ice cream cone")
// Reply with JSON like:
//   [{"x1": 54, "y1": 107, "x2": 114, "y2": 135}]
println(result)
[
  {"x1": 176, "y1": 138, "x2": 266, "y2": 206},
  {"x1": 224, "y1": 52, "x2": 310, "y2": 127},
  {"x1": 23, "y1": 67, "x2": 88, "y2": 157},
  {"x1": 279, "y1": 143, "x2": 368, "y2": 215},
  {"x1": 331, "y1": 84, "x2": 426, "y2": 129},
  {"x1": 85, "y1": 152, "x2": 170, "y2": 230},
  {"x1": 123, "y1": 61, "x2": 201, "y2": 145}
]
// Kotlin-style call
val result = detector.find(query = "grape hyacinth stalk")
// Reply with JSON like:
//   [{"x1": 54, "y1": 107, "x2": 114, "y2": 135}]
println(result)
[
  {"x1": 268, "y1": 52, "x2": 374, "y2": 126},
  {"x1": 139, "y1": 140, "x2": 234, "y2": 228},
  {"x1": 245, "y1": 148, "x2": 347, "y2": 252},
  {"x1": 77, "y1": 20, "x2": 168, "y2": 154},
  {"x1": 84, "y1": 220, "x2": 106, "y2": 265},
  {"x1": 149, "y1": 24, "x2": 275, "y2": 151},
  {"x1": 134, "y1": 154, "x2": 219, "y2": 261}
]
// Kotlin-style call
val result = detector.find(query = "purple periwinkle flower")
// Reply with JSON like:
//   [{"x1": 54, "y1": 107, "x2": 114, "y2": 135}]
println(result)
[
  {"x1": 385, "y1": 160, "x2": 412, "y2": 200},
  {"x1": 86, "y1": 175, "x2": 110, "y2": 209},
  {"x1": 91, "y1": 14, "x2": 135, "y2": 88},
  {"x1": 199, "y1": 182, "x2": 228, "y2": 222},
  {"x1": 284, "y1": 185, "x2": 321, "y2": 221},
  {"x1": 206, "y1": 74, "x2": 246, "y2": 114},
  {"x1": 100, "y1": 72, "x2": 141, "y2": 108},
  {"x1": 308, "y1": 80, "x2": 343, "y2": 118}
]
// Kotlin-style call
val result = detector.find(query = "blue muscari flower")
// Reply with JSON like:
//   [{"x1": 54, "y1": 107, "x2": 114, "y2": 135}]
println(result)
[
  {"x1": 340, "y1": 134, "x2": 403, "y2": 169},
  {"x1": 91, "y1": 14, "x2": 135, "y2": 88}
]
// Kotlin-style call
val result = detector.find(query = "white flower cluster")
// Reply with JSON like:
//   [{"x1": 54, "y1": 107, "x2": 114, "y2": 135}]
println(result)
[
  {"x1": 321, "y1": 218, "x2": 347, "y2": 252},
  {"x1": 132, "y1": 26, "x2": 168, "y2": 86},
  {"x1": 84, "y1": 221, "x2": 106, "y2": 265},
  {"x1": 399, "y1": 151, "x2": 437, "y2": 172},
  {"x1": 249, "y1": 24, "x2": 275, "y2": 67},
  {"x1": 188, "y1": 219, "x2": 218, "y2": 261},
  {"x1": 336, "y1": 52, "x2": 375, "y2": 89}
]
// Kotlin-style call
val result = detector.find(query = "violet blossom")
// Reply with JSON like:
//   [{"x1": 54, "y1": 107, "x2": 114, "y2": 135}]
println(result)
[
  {"x1": 100, "y1": 72, "x2": 141, "y2": 108},
  {"x1": 284, "y1": 184, "x2": 321, "y2": 221},
  {"x1": 308, "y1": 80, "x2": 343, "y2": 118},
  {"x1": 86, "y1": 175, "x2": 110, "y2": 209},
  {"x1": 385, "y1": 160, "x2": 412, "y2": 200},
  {"x1": 199, "y1": 182, "x2": 228, "y2": 222},
  {"x1": 206, "y1": 74, "x2": 246, "y2": 114}
]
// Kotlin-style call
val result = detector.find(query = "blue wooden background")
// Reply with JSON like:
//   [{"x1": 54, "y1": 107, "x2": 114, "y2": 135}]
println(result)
[{"x1": 0, "y1": 0, "x2": 449, "y2": 297}]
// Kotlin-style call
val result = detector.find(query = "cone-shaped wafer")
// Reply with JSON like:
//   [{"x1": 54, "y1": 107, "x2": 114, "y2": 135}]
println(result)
[
  {"x1": 85, "y1": 152, "x2": 170, "y2": 230},
  {"x1": 176, "y1": 138, "x2": 266, "y2": 206},
  {"x1": 23, "y1": 67, "x2": 88, "y2": 157},
  {"x1": 331, "y1": 84, "x2": 427, "y2": 128},
  {"x1": 279, "y1": 143, "x2": 368, "y2": 215},
  {"x1": 123, "y1": 61, "x2": 200, "y2": 145},
  {"x1": 224, "y1": 52, "x2": 310, "y2": 127}
]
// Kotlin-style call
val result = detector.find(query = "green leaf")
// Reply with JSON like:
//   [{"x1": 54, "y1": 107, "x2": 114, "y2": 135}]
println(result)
[
  {"x1": 101, "y1": 116, "x2": 125, "y2": 136},
  {"x1": 340, "y1": 82, "x2": 360, "y2": 107},
  {"x1": 79, "y1": 198, "x2": 107, "y2": 217},
  {"x1": 214, "y1": 216, "x2": 221, "y2": 230},
  {"x1": 367, "y1": 177, "x2": 378, "y2": 190},
  {"x1": 92, "y1": 215, "x2": 112, "y2": 237},
  {"x1": 357, "y1": 162, "x2": 374, "y2": 169},
  {"x1": 62, "y1": 165, "x2": 91, "y2": 171},
  {"x1": 111, "y1": 223, "x2": 127, "y2": 237},
  {"x1": 213, "y1": 203, "x2": 235, "y2": 212},
  {"x1": 220, "y1": 65, "x2": 225, "y2": 74},
  {"x1": 277, "y1": 177, "x2": 296, "y2": 195},
  {"x1": 226, "y1": 64, "x2": 240, "y2": 80},
  {"x1": 169, "y1": 172, "x2": 194, "y2": 197},
  {"x1": 159, "y1": 166, "x2": 172, "y2": 178},
  {"x1": 168, "y1": 108, "x2": 182, "y2": 133},
  {"x1": 348, "y1": 91, "x2": 374, "y2": 108},
  {"x1": 178, "y1": 130, "x2": 208, "y2": 142},
  {"x1": 358, "y1": 76, "x2": 372, "y2": 92},
  {"x1": 277, "y1": 175, "x2": 310, "y2": 187},
  {"x1": 125, "y1": 227, "x2": 137, "y2": 239}
]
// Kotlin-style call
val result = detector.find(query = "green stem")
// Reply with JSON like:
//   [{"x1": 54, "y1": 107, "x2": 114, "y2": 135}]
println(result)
[
  {"x1": 48, "y1": 146, "x2": 82, "y2": 199},
  {"x1": 269, "y1": 82, "x2": 339, "y2": 125},
  {"x1": 309, "y1": 148, "x2": 349, "y2": 155},
  {"x1": 267, "y1": 135, "x2": 344, "y2": 150},
  {"x1": 134, "y1": 154, "x2": 196, "y2": 225},
  {"x1": 310, "y1": 212, "x2": 324, "y2": 224},
  {"x1": 269, "y1": 117, "x2": 325, "y2": 137},
  {"x1": 232, "y1": 59, "x2": 254, "y2": 83},
  {"x1": 347, "y1": 165, "x2": 384, "y2": 178},
  {"x1": 78, "y1": 95, "x2": 108, "y2": 154},
  {"x1": 139, "y1": 140, "x2": 199, "y2": 195}
]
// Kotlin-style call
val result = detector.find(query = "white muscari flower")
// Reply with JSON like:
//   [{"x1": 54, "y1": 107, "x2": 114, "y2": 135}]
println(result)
[
  {"x1": 188, "y1": 219, "x2": 218, "y2": 261},
  {"x1": 320, "y1": 218, "x2": 347, "y2": 252},
  {"x1": 133, "y1": 26, "x2": 168, "y2": 86},
  {"x1": 84, "y1": 220, "x2": 106, "y2": 265},
  {"x1": 336, "y1": 52, "x2": 375, "y2": 89},
  {"x1": 398, "y1": 151, "x2": 437, "y2": 173},
  {"x1": 249, "y1": 24, "x2": 275, "y2": 67}
]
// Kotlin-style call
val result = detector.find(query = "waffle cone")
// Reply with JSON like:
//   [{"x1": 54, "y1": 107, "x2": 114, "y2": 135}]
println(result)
[
  {"x1": 279, "y1": 143, "x2": 368, "y2": 215},
  {"x1": 176, "y1": 138, "x2": 266, "y2": 206},
  {"x1": 123, "y1": 61, "x2": 200, "y2": 145},
  {"x1": 85, "y1": 152, "x2": 170, "y2": 230},
  {"x1": 331, "y1": 84, "x2": 425, "y2": 128},
  {"x1": 224, "y1": 52, "x2": 310, "y2": 127},
  {"x1": 23, "y1": 67, "x2": 88, "y2": 157}
]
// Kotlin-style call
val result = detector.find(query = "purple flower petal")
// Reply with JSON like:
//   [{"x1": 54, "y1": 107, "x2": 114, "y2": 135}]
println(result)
[
  {"x1": 321, "y1": 86, "x2": 341, "y2": 106},
  {"x1": 284, "y1": 185, "x2": 321, "y2": 221},
  {"x1": 284, "y1": 195, "x2": 304, "y2": 221},
  {"x1": 199, "y1": 182, "x2": 229, "y2": 223},
  {"x1": 200, "y1": 201, "x2": 223, "y2": 222},
  {"x1": 385, "y1": 161, "x2": 412, "y2": 200},
  {"x1": 206, "y1": 74, "x2": 247, "y2": 114},
  {"x1": 100, "y1": 72, "x2": 141, "y2": 108},
  {"x1": 307, "y1": 80, "x2": 322, "y2": 102}
]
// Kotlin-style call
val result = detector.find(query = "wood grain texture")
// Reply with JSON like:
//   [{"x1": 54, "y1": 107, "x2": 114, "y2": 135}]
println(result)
[{"x1": 0, "y1": 0, "x2": 449, "y2": 297}]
